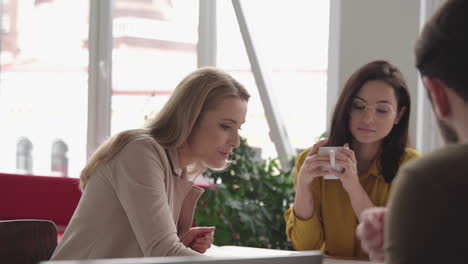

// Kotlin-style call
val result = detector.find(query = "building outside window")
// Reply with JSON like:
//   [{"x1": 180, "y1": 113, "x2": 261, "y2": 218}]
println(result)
[{"x1": 0, "y1": 0, "x2": 330, "y2": 177}]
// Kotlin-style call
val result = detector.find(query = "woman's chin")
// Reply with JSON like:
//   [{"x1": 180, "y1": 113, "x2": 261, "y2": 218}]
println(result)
[
  {"x1": 354, "y1": 134, "x2": 382, "y2": 145},
  {"x1": 205, "y1": 159, "x2": 227, "y2": 169}
]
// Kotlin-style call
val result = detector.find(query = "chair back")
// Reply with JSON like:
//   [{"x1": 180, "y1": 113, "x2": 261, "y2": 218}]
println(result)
[{"x1": 0, "y1": 219, "x2": 57, "y2": 264}]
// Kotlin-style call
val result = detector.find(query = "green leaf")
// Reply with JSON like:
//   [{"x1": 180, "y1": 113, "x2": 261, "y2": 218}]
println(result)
[{"x1": 195, "y1": 137, "x2": 295, "y2": 250}]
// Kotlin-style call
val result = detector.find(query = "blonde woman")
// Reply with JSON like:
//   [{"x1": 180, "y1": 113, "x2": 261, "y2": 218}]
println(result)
[{"x1": 52, "y1": 67, "x2": 250, "y2": 260}]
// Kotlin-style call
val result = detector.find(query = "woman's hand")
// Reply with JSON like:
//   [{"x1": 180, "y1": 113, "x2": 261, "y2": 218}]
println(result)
[
  {"x1": 181, "y1": 226, "x2": 215, "y2": 253},
  {"x1": 296, "y1": 139, "x2": 330, "y2": 187},
  {"x1": 333, "y1": 144, "x2": 360, "y2": 193},
  {"x1": 293, "y1": 139, "x2": 330, "y2": 220},
  {"x1": 334, "y1": 143, "x2": 375, "y2": 219}
]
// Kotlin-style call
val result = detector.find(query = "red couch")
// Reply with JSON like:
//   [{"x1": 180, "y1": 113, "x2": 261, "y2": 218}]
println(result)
[
  {"x1": 0, "y1": 173, "x2": 82, "y2": 241},
  {"x1": 0, "y1": 173, "x2": 209, "y2": 242}
]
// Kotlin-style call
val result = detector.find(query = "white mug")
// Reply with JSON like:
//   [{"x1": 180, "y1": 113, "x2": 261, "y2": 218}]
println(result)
[{"x1": 318, "y1": 146, "x2": 345, "y2": 180}]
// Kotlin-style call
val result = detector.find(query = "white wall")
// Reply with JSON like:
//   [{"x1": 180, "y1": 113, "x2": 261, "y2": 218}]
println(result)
[{"x1": 328, "y1": 0, "x2": 421, "y2": 147}]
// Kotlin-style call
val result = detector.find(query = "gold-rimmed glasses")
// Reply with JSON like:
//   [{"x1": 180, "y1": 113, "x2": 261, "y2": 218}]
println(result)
[{"x1": 350, "y1": 98, "x2": 396, "y2": 120}]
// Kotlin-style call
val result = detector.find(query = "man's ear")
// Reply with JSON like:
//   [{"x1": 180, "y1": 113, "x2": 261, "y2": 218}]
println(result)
[{"x1": 423, "y1": 76, "x2": 451, "y2": 119}]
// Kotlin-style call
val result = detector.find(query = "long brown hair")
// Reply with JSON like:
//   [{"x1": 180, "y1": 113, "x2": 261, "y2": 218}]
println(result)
[
  {"x1": 79, "y1": 67, "x2": 250, "y2": 190},
  {"x1": 327, "y1": 60, "x2": 410, "y2": 182}
]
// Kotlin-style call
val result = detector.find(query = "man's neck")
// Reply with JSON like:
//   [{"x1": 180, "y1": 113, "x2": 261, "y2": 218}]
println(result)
[
  {"x1": 451, "y1": 101, "x2": 468, "y2": 144},
  {"x1": 445, "y1": 90, "x2": 468, "y2": 144},
  {"x1": 454, "y1": 122, "x2": 468, "y2": 143}
]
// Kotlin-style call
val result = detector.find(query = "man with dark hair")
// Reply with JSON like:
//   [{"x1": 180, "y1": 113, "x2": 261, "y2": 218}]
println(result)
[{"x1": 357, "y1": 0, "x2": 468, "y2": 263}]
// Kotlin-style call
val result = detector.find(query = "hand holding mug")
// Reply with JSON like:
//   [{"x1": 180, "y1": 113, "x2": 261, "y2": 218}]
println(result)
[
  {"x1": 297, "y1": 139, "x2": 330, "y2": 186},
  {"x1": 318, "y1": 146, "x2": 345, "y2": 180},
  {"x1": 332, "y1": 144, "x2": 360, "y2": 192}
]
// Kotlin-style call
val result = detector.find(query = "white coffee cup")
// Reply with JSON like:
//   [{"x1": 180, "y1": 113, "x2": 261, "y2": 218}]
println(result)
[{"x1": 318, "y1": 146, "x2": 345, "y2": 180}]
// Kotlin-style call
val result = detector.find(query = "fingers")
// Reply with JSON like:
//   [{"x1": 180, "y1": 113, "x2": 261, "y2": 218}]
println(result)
[
  {"x1": 191, "y1": 242, "x2": 211, "y2": 253},
  {"x1": 301, "y1": 154, "x2": 332, "y2": 172},
  {"x1": 191, "y1": 243, "x2": 210, "y2": 253},
  {"x1": 359, "y1": 208, "x2": 385, "y2": 232},
  {"x1": 357, "y1": 208, "x2": 387, "y2": 262},
  {"x1": 357, "y1": 209, "x2": 384, "y2": 241},
  {"x1": 364, "y1": 239, "x2": 384, "y2": 261},
  {"x1": 359, "y1": 223, "x2": 383, "y2": 247},
  {"x1": 299, "y1": 159, "x2": 333, "y2": 182},
  {"x1": 361, "y1": 207, "x2": 387, "y2": 224},
  {"x1": 190, "y1": 226, "x2": 216, "y2": 236},
  {"x1": 308, "y1": 138, "x2": 329, "y2": 156},
  {"x1": 339, "y1": 146, "x2": 356, "y2": 161},
  {"x1": 329, "y1": 148, "x2": 357, "y2": 178},
  {"x1": 191, "y1": 232, "x2": 214, "y2": 254},
  {"x1": 369, "y1": 251, "x2": 385, "y2": 263},
  {"x1": 328, "y1": 161, "x2": 353, "y2": 181},
  {"x1": 195, "y1": 233, "x2": 214, "y2": 243},
  {"x1": 304, "y1": 158, "x2": 333, "y2": 167},
  {"x1": 182, "y1": 227, "x2": 216, "y2": 248},
  {"x1": 336, "y1": 146, "x2": 357, "y2": 165}
]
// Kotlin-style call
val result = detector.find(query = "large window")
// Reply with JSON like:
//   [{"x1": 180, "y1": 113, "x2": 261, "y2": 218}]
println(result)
[
  {"x1": 0, "y1": 0, "x2": 89, "y2": 177},
  {"x1": 111, "y1": 0, "x2": 199, "y2": 134},
  {"x1": 217, "y1": 1, "x2": 329, "y2": 158},
  {"x1": 0, "y1": 0, "x2": 331, "y2": 177}
]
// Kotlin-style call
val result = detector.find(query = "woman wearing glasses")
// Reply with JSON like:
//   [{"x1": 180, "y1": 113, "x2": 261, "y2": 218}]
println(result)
[{"x1": 284, "y1": 60, "x2": 419, "y2": 260}]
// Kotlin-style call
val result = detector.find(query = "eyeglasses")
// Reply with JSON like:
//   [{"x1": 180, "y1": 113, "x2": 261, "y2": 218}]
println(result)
[{"x1": 350, "y1": 99, "x2": 396, "y2": 119}]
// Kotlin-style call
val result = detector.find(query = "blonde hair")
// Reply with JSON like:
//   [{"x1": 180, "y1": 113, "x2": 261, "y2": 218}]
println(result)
[{"x1": 80, "y1": 67, "x2": 250, "y2": 190}]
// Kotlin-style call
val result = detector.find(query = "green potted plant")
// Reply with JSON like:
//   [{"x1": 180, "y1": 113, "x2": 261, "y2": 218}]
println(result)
[{"x1": 195, "y1": 137, "x2": 295, "y2": 250}]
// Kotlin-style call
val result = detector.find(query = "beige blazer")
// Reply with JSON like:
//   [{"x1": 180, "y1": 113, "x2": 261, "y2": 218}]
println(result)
[{"x1": 52, "y1": 137, "x2": 204, "y2": 260}]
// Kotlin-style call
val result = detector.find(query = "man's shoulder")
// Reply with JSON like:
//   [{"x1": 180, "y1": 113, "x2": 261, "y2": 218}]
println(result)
[{"x1": 402, "y1": 143, "x2": 468, "y2": 182}]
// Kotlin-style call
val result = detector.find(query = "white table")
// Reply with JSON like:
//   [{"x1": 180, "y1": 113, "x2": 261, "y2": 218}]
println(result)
[
  {"x1": 324, "y1": 258, "x2": 376, "y2": 264},
  {"x1": 205, "y1": 245, "x2": 376, "y2": 264}
]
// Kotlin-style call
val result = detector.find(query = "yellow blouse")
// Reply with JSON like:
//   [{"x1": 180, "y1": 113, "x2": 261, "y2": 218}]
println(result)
[{"x1": 284, "y1": 147, "x2": 419, "y2": 259}]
